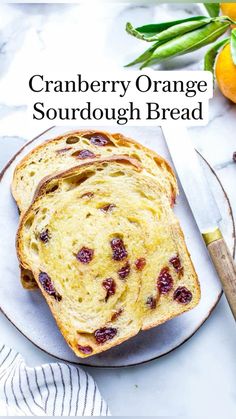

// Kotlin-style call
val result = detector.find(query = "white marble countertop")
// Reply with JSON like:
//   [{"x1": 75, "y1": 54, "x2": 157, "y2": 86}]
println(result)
[{"x1": 0, "y1": 3, "x2": 236, "y2": 416}]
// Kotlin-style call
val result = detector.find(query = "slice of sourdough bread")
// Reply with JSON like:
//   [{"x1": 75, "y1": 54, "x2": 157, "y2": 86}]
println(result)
[
  {"x1": 17, "y1": 157, "x2": 200, "y2": 358},
  {"x1": 12, "y1": 130, "x2": 177, "y2": 213},
  {"x1": 12, "y1": 130, "x2": 178, "y2": 290}
]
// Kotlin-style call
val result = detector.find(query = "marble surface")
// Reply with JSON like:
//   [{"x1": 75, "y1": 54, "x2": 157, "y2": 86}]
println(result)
[{"x1": 0, "y1": 2, "x2": 235, "y2": 416}]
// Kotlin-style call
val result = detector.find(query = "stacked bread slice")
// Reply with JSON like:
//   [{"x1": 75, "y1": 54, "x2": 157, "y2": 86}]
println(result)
[{"x1": 13, "y1": 130, "x2": 200, "y2": 357}]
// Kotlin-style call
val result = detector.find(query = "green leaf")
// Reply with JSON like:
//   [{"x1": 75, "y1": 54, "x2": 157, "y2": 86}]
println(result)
[
  {"x1": 125, "y1": 42, "x2": 159, "y2": 67},
  {"x1": 130, "y1": 16, "x2": 209, "y2": 37},
  {"x1": 126, "y1": 18, "x2": 211, "y2": 43},
  {"x1": 140, "y1": 20, "x2": 230, "y2": 68},
  {"x1": 204, "y1": 38, "x2": 230, "y2": 84},
  {"x1": 204, "y1": 3, "x2": 220, "y2": 18},
  {"x1": 230, "y1": 28, "x2": 236, "y2": 65}
]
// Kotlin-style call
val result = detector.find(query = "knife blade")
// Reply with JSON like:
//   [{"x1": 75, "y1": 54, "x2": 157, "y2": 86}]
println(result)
[
  {"x1": 162, "y1": 125, "x2": 221, "y2": 233},
  {"x1": 162, "y1": 125, "x2": 236, "y2": 320}
]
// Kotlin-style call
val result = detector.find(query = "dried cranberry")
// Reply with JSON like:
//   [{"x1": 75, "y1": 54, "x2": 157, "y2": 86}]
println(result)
[
  {"x1": 111, "y1": 238, "x2": 127, "y2": 261},
  {"x1": 72, "y1": 149, "x2": 96, "y2": 159},
  {"x1": 56, "y1": 147, "x2": 72, "y2": 154},
  {"x1": 173, "y1": 286, "x2": 192, "y2": 304},
  {"x1": 77, "y1": 344, "x2": 93, "y2": 355},
  {"x1": 102, "y1": 278, "x2": 116, "y2": 302},
  {"x1": 135, "y1": 258, "x2": 146, "y2": 271},
  {"x1": 39, "y1": 229, "x2": 50, "y2": 243},
  {"x1": 80, "y1": 192, "x2": 94, "y2": 199},
  {"x1": 157, "y1": 267, "x2": 173, "y2": 294},
  {"x1": 84, "y1": 133, "x2": 113, "y2": 147},
  {"x1": 169, "y1": 254, "x2": 183, "y2": 276},
  {"x1": 94, "y1": 327, "x2": 117, "y2": 344},
  {"x1": 111, "y1": 308, "x2": 123, "y2": 321},
  {"x1": 100, "y1": 204, "x2": 116, "y2": 213},
  {"x1": 233, "y1": 152, "x2": 236, "y2": 163},
  {"x1": 76, "y1": 247, "x2": 94, "y2": 264},
  {"x1": 146, "y1": 296, "x2": 157, "y2": 309},
  {"x1": 39, "y1": 272, "x2": 62, "y2": 301},
  {"x1": 118, "y1": 262, "x2": 130, "y2": 279}
]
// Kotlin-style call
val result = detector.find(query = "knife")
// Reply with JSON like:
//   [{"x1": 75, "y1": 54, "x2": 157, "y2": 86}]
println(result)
[{"x1": 162, "y1": 125, "x2": 236, "y2": 320}]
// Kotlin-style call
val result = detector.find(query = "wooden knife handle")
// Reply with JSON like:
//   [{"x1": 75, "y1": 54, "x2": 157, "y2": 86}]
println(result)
[{"x1": 207, "y1": 238, "x2": 236, "y2": 320}]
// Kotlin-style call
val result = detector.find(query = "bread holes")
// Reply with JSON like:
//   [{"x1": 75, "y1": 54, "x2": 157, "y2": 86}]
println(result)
[
  {"x1": 113, "y1": 138, "x2": 129, "y2": 147},
  {"x1": 66, "y1": 171, "x2": 95, "y2": 191},
  {"x1": 46, "y1": 184, "x2": 59, "y2": 194},
  {"x1": 66, "y1": 136, "x2": 79, "y2": 144},
  {"x1": 92, "y1": 179, "x2": 105, "y2": 186},
  {"x1": 145, "y1": 206, "x2": 157, "y2": 217},
  {"x1": 97, "y1": 163, "x2": 108, "y2": 171},
  {"x1": 31, "y1": 242, "x2": 39, "y2": 255},
  {"x1": 24, "y1": 216, "x2": 34, "y2": 231},
  {"x1": 40, "y1": 215, "x2": 46, "y2": 221},
  {"x1": 130, "y1": 153, "x2": 142, "y2": 162},
  {"x1": 146, "y1": 153, "x2": 154, "y2": 161},
  {"x1": 81, "y1": 139, "x2": 91, "y2": 146},
  {"x1": 138, "y1": 190, "x2": 155, "y2": 201},
  {"x1": 80, "y1": 192, "x2": 94, "y2": 199},
  {"x1": 109, "y1": 171, "x2": 125, "y2": 178},
  {"x1": 127, "y1": 217, "x2": 140, "y2": 226}
]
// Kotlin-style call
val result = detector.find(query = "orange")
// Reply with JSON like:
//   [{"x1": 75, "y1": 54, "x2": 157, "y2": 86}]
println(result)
[
  {"x1": 221, "y1": 3, "x2": 236, "y2": 26},
  {"x1": 221, "y1": 3, "x2": 236, "y2": 20},
  {"x1": 215, "y1": 43, "x2": 236, "y2": 103}
]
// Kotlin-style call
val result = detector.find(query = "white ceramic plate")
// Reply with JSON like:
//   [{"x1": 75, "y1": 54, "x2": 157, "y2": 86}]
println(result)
[{"x1": 0, "y1": 126, "x2": 235, "y2": 367}]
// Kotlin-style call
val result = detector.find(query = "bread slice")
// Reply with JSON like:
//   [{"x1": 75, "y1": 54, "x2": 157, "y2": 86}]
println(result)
[
  {"x1": 17, "y1": 157, "x2": 200, "y2": 358},
  {"x1": 12, "y1": 130, "x2": 178, "y2": 290},
  {"x1": 12, "y1": 130, "x2": 177, "y2": 213}
]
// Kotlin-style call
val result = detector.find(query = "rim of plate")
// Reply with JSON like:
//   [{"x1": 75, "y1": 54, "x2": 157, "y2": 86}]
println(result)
[{"x1": 0, "y1": 127, "x2": 235, "y2": 368}]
